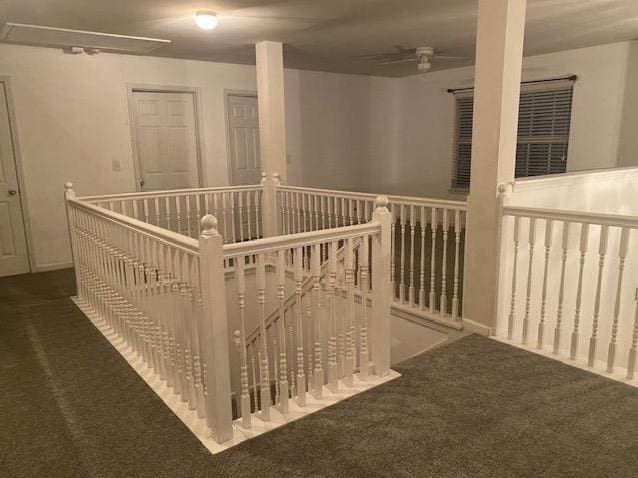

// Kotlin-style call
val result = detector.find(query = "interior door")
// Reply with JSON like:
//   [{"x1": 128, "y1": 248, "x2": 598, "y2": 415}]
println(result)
[
  {"x1": 0, "y1": 82, "x2": 29, "y2": 277},
  {"x1": 227, "y1": 94, "x2": 261, "y2": 185},
  {"x1": 132, "y1": 91, "x2": 200, "y2": 191}
]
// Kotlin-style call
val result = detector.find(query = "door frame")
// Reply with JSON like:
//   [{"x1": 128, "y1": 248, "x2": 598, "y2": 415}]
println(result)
[
  {"x1": 0, "y1": 76, "x2": 34, "y2": 273},
  {"x1": 224, "y1": 89, "x2": 258, "y2": 185},
  {"x1": 126, "y1": 84, "x2": 206, "y2": 191}
]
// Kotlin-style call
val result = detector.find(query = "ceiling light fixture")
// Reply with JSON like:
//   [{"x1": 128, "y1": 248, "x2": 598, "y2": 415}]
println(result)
[{"x1": 194, "y1": 11, "x2": 218, "y2": 30}]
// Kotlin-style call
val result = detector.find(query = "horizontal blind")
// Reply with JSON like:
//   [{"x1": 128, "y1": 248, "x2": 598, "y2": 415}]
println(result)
[{"x1": 452, "y1": 81, "x2": 574, "y2": 189}]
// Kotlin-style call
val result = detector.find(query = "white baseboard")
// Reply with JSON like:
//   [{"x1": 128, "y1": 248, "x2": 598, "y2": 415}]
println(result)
[
  {"x1": 34, "y1": 261, "x2": 73, "y2": 272},
  {"x1": 462, "y1": 318, "x2": 492, "y2": 336}
]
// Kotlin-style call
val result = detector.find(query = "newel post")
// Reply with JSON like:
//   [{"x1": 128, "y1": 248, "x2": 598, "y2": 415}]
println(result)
[
  {"x1": 198, "y1": 214, "x2": 233, "y2": 443},
  {"x1": 64, "y1": 182, "x2": 82, "y2": 299},
  {"x1": 260, "y1": 171, "x2": 280, "y2": 237},
  {"x1": 370, "y1": 196, "x2": 392, "y2": 376}
]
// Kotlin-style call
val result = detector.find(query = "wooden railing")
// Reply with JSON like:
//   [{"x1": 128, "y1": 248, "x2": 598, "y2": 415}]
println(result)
[
  {"x1": 223, "y1": 202, "x2": 392, "y2": 427},
  {"x1": 81, "y1": 185, "x2": 263, "y2": 243},
  {"x1": 499, "y1": 202, "x2": 638, "y2": 378},
  {"x1": 276, "y1": 185, "x2": 467, "y2": 323},
  {"x1": 64, "y1": 182, "x2": 393, "y2": 445},
  {"x1": 65, "y1": 186, "x2": 233, "y2": 442}
]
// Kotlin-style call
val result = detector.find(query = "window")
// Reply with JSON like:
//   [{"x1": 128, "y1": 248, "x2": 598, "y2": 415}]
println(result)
[{"x1": 452, "y1": 80, "x2": 575, "y2": 189}]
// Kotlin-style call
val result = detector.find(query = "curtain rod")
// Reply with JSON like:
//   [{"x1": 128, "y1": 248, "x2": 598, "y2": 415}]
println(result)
[{"x1": 446, "y1": 74, "x2": 578, "y2": 94}]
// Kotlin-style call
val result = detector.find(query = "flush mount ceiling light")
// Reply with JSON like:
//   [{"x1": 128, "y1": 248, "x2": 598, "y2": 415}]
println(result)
[{"x1": 194, "y1": 11, "x2": 218, "y2": 30}]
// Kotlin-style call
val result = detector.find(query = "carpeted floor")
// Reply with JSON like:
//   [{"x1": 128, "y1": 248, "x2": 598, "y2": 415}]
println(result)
[{"x1": 2, "y1": 270, "x2": 638, "y2": 477}]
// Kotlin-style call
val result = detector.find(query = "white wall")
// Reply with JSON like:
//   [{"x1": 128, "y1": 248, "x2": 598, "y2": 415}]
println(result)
[
  {"x1": 0, "y1": 44, "x2": 394, "y2": 270},
  {"x1": 284, "y1": 68, "x2": 397, "y2": 192},
  {"x1": 375, "y1": 41, "x2": 636, "y2": 200},
  {"x1": 2, "y1": 40, "x2": 636, "y2": 271},
  {"x1": 618, "y1": 41, "x2": 638, "y2": 168},
  {"x1": 1, "y1": 44, "x2": 258, "y2": 270}
]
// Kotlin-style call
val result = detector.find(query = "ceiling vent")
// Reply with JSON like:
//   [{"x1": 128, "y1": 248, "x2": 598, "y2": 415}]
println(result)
[{"x1": 0, "y1": 23, "x2": 170, "y2": 55}]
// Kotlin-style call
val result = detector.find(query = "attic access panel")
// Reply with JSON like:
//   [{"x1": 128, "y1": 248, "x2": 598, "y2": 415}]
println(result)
[{"x1": 0, "y1": 23, "x2": 170, "y2": 55}]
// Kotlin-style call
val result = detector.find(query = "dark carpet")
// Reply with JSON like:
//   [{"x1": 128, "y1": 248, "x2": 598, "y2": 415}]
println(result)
[{"x1": 2, "y1": 270, "x2": 638, "y2": 477}]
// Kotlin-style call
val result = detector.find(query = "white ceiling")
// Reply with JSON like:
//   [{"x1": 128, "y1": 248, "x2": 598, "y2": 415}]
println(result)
[{"x1": 1, "y1": 0, "x2": 638, "y2": 77}]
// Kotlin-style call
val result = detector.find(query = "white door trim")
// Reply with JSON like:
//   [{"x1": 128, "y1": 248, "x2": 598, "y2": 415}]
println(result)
[
  {"x1": 126, "y1": 83, "x2": 206, "y2": 191},
  {"x1": 224, "y1": 89, "x2": 258, "y2": 185},
  {"x1": 0, "y1": 76, "x2": 34, "y2": 273}
]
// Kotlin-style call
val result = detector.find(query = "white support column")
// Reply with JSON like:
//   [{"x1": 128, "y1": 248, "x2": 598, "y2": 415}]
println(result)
[
  {"x1": 463, "y1": 0, "x2": 527, "y2": 331},
  {"x1": 199, "y1": 214, "x2": 233, "y2": 443},
  {"x1": 371, "y1": 196, "x2": 392, "y2": 377},
  {"x1": 256, "y1": 41, "x2": 287, "y2": 237}
]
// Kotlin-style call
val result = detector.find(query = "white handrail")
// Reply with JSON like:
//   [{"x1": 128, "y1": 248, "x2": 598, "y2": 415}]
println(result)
[
  {"x1": 80, "y1": 184, "x2": 262, "y2": 202},
  {"x1": 278, "y1": 184, "x2": 467, "y2": 210},
  {"x1": 503, "y1": 205, "x2": 638, "y2": 229},
  {"x1": 223, "y1": 222, "x2": 380, "y2": 259},
  {"x1": 68, "y1": 197, "x2": 199, "y2": 254}
]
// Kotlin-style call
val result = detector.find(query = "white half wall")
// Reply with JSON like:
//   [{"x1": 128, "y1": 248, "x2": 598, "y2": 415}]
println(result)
[{"x1": 508, "y1": 167, "x2": 638, "y2": 216}]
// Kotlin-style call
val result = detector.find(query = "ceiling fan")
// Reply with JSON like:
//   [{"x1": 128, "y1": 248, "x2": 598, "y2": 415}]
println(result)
[{"x1": 362, "y1": 46, "x2": 470, "y2": 73}]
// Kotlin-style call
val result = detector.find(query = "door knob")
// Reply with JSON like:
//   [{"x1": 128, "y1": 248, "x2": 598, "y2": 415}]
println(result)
[
  {"x1": 138, "y1": 178, "x2": 145, "y2": 188},
  {"x1": 8, "y1": 189, "x2": 17, "y2": 196}
]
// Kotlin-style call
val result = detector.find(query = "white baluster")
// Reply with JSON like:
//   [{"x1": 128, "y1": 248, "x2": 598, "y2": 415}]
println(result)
[
  {"x1": 294, "y1": 246, "x2": 306, "y2": 405},
  {"x1": 571, "y1": 223, "x2": 590, "y2": 360},
  {"x1": 452, "y1": 210, "x2": 462, "y2": 320},
  {"x1": 409, "y1": 205, "x2": 416, "y2": 306},
  {"x1": 399, "y1": 205, "x2": 406, "y2": 303},
  {"x1": 359, "y1": 235, "x2": 370, "y2": 379},
  {"x1": 507, "y1": 216, "x2": 521, "y2": 340},
  {"x1": 588, "y1": 225, "x2": 609, "y2": 367},
  {"x1": 256, "y1": 253, "x2": 271, "y2": 420},
  {"x1": 607, "y1": 228, "x2": 630, "y2": 372},
  {"x1": 311, "y1": 243, "x2": 324, "y2": 397},
  {"x1": 391, "y1": 207, "x2": 396, "y2": 300},
  {"x1": 522, "y1": 217, "x2": 537, "y2": 345},
  {"x1": 344, "y1": 237, "x2": 355, "y2": 387},
  {"x1": 429, "y1": 207, "x2": 438, "y2": 313},
  {"x1": 255, "y1": 189, "x2": 262, "y2": 239},
  {"x1": 185, "y1": 195, "x2": 193, "y2": 237},
  {"x1": 439, "y1": 209, "x2": 449, "y2": 315},
  {"x1": 235, "y1": 256, "x2": 251, "y2": 427},
  {"x1": 419, "y1": 207, "x2": 427, "y2": 310},
  {"x1": 537, "y1": 219, "x2": 553, "y2": 349},
  {"x1": 627, "y1": 289, "x2": 638, "y2": 380},
  {"x1": 276, "y1": 250, "x2": 289, "y2": 413},
  {"x1": 327, "y1": 241, "x2": 338, "y2": 392},
  {"x1": 553, "y1": 221, "x2": 570, "y2": 354},
  {"x1": 238, "y1": 192, "x2": 245, "y2": 242}
]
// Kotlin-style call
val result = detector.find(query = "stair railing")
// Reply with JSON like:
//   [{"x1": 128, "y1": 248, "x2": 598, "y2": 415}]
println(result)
[
  {"x1": 66, "y1": 182, "x2": 393, "y2": 445},
  {"x1": 275, "y1": 182, "x2": 467, "y2": 324},
  {"x1": 498, "y1": 185, "x2": 638, "y2": 379},
  {"x1": 224, "y1": 197, "x2": 392, "y2": 427}
]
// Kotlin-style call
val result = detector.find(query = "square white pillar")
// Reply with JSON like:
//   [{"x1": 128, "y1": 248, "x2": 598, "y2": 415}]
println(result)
[
  {"x1": 463, "y1": 0, "x2": 527, "y2": 331},
  {"x1": 256, "y1": 41, "x2": 287, "y2": 183}
]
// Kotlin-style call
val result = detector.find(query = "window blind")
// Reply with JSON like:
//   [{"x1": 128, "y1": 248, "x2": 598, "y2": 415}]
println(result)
[{"x1": 452, "y1": 80, "x2": 574, "y2": 189}]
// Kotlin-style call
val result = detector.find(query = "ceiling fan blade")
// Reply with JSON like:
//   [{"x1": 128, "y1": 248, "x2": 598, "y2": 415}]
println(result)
[
  {"x1": 379, "y1": 58, "x2": 418, "y2": 65},
  {"x1": 434, "y1": 55, "x2": 472, "y2": 60}
]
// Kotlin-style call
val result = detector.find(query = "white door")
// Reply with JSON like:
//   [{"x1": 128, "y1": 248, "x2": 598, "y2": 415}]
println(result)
[
  {"x1": 132, "y1": 91, "x2": 200, "y2": 191},
  {"x1": 0, "y1": 82, "x2": 29, "y2": 277},
  {"x1": 227, "y1": 94, "x2": 261, "y2": 185}
]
